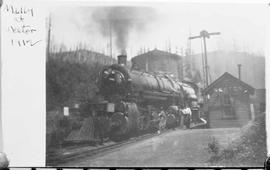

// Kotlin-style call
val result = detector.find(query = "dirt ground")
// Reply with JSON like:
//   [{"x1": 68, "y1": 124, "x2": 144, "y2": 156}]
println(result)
[{"x1": 61, "y1": 128, "x2": 243, "y2": 167}]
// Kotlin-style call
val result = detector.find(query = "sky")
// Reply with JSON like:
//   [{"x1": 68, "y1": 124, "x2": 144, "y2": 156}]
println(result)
[{"x1": 48, "y1": 2, "x2": 269, "y2": 59}]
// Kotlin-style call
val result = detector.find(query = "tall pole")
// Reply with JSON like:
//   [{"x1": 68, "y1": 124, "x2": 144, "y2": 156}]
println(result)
[
  {"x1": 0, "y1": 3, "x2": 3, "y2": 151},
  {"x1": 109, "y1": 21, "x2": 112, "y2": 59},
  {"x1": 146, "y1": 54, "x2": 149, "y2": 72},
  {"x1": 203, "y1": 36, "x2": 209, "y2": 86},
  {"x1": 189, "y1": 30, "x2": 220, "y2": 88},
  {"x1": 188, "y1": 27, "x2": 192, "y2": 69},
  {"x1": 200, "y1": 38, "x2": 206, "y2": 88},
  {"x1": 168, "y1": 39, "x2": 171, "y2": 53},
  {"x1": 46, "y1": 14, "x2": 52, "y2": 60},
  {"x1": 237, "y1": 64, "x2": 242, "y2": 80}
]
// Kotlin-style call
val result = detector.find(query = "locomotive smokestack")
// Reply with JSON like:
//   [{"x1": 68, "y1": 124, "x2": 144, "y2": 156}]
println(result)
[{"x1": 118, "y1": 50, "x2": 127, "y2": 65}]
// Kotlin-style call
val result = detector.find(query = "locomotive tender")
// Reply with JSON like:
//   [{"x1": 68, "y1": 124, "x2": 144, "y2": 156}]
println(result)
[{"x1": 90, "y1": 54, "x2": 206, "y2": 141}]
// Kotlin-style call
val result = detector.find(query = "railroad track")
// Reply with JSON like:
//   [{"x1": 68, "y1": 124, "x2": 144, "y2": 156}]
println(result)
[
  {"x1": 47, "y1": 121, "x2": 207, "y2": 166},
  {"x1": 47, "y1": 129, "x2": 175, "y2": 166}
]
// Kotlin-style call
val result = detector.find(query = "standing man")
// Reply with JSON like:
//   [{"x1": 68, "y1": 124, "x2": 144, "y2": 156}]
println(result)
[
  {"x1": 158, "y1": 108, "x2": 166, "y2": 134},
  {"x1": 93, "y1": 111, "x2": 105, "y2": 145},
  {"x1": 182, "y1": 103, "x2": 192, "y2": 129},
  {"x1": 178, "y1": 104, "x2": 184, "y2": 128}
]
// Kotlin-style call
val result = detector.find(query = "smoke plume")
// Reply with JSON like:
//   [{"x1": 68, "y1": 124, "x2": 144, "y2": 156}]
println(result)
[{"x1": 92, "y1": 6, "x2": 156, "y2": 53}]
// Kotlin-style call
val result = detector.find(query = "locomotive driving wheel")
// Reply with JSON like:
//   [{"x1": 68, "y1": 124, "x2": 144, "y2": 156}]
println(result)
[{"x1": 138, "y1": 114, "x2": 151, "y2": 132}]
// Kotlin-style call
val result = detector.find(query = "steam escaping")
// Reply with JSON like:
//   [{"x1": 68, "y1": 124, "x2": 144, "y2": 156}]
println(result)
[{"x1": 92, "y1": 6, "x2": 156, "y2": 54}]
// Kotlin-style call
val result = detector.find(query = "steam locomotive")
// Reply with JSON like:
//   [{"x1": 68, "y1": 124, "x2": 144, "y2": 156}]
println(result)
[{"x1": 85, "y1": 54, "x2": 207, "y2": 141}]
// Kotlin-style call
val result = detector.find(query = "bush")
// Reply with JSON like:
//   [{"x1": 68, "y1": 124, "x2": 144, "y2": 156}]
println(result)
[
  {"x1": 46, "y1": 110, "x2": 66, "y2": 149},
  {"x1": 46, "y1": 53, "x2": 108, "y2": 149},
  {"x1": 207, "y1": 137, "x2": 220, "y2": 155},
  {"x1": 46, "y1": 110, "x2": 84, "y2": 150},
  {"x1": 46, "y1": 57, "x2": 104, "y2": 111},
  {"x1": 207, "y1": 113, "x2": 266, "y2": 166}
]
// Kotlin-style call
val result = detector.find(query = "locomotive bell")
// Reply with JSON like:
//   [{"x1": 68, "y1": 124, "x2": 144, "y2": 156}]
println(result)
[{"x1": 117, "y1": 54, "x2": 127, "y2": 65}]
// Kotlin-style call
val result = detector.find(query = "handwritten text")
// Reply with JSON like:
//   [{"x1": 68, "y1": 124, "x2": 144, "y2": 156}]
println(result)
[{"x1": 5, "y1": 4, "x2": 41, "y2": 47}]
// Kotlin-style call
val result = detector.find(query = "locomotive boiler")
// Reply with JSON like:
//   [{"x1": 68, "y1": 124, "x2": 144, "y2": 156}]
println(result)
[{"x1": 89, "y1": 54, "x2": 206, "y2": 141}]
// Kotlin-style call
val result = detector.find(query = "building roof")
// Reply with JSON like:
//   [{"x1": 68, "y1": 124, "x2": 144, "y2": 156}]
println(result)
[
  {"x1": 203, "y1": 72, "x2": 255, "y2": 95},
  {"x1": 131, "y1": 49, "x2": 182, "y2": 61}
]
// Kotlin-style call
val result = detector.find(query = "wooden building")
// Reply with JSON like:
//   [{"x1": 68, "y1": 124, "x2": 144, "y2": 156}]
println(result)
[
  {"x1": 131, "y1": 49, "x2": 183, "y2": 80},
  {"x1": 203, "y1": 72, "x2": 255, "y2": 128}
]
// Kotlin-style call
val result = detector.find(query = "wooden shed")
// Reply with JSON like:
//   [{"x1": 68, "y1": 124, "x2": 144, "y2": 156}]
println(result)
[{"x1": 203, "y1": 72, "x2": 255, "y2": 128}]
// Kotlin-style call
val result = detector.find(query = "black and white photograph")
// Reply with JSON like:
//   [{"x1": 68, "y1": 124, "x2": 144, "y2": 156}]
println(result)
[{"x1": 45, "y1": 2, "x2": 267, "y2": 167}]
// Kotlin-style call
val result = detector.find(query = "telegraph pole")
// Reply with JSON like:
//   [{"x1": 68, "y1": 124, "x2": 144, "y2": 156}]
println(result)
[
  {"x1": 46, "y1": 14, "x2": 52, "y2": 60},
  {"x1": 189, "y1": 30, "x2": 220, "y2": 87},
  {"x1": 109, "y1": 21, "x2": 113, "y2": 59},
  {"x1": 202, "y1": 34, "x2": 209, "y2": 87}
]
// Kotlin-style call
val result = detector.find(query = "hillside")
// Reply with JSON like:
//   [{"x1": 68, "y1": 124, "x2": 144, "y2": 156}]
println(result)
[
  {"x1": 46, "y1": 50, "x2": 116, "y2": 111},
  {"x1": 49, "y1": 49, "x2": 116, "y2": 65},
  {"x1": 190, "y1": 51, "x2": 265, "y2": 89}
]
